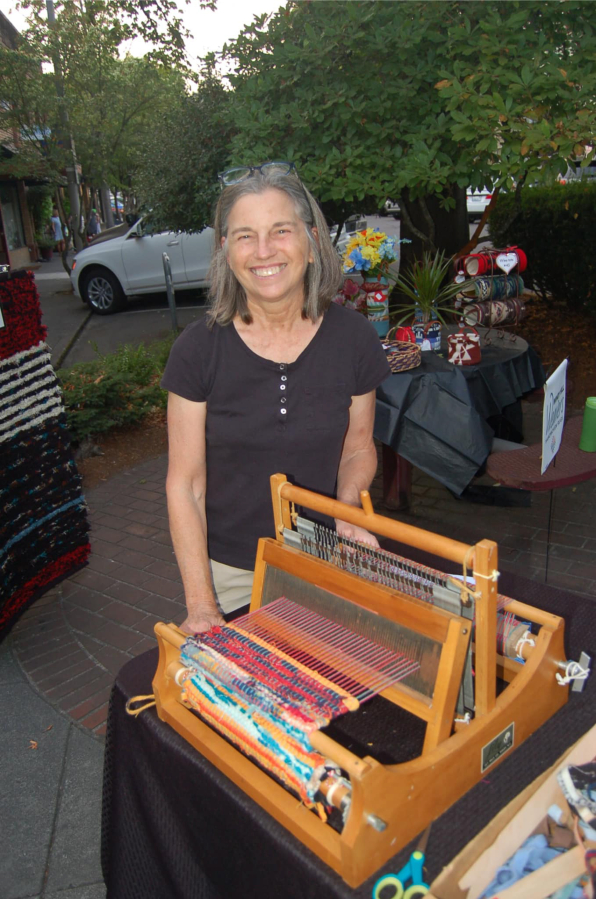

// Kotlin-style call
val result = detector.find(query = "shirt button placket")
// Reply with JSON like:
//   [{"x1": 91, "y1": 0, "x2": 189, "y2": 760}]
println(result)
[{"x1": 279, "y1": 364, "x2": 287, "y2": 418}]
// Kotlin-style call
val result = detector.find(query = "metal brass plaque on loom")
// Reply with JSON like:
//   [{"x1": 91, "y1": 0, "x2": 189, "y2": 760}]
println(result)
[{"x1": 481, "y1": 723, "x2": 515, "y2": 773}]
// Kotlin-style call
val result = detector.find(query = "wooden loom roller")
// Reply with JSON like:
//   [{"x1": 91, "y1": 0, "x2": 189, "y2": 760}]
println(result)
[{"x1": 153, "y1": 474, "x2": 571, "y2": 888}]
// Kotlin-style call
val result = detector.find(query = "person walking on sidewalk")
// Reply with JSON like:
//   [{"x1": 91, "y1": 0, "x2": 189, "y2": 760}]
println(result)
[
  {"x1": 50, "y1": 207, "x2": 65, "y2": 254},
  {"x1": 86, "y1": 208, "x2": 101, "y2": 242},
  {"x1": 161, "y1": 162, "x2": 390, "y2": 635}
]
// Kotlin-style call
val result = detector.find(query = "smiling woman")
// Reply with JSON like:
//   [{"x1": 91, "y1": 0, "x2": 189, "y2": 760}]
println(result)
[
  {"x1": 224, "y1": 189, "x2": 314, "y2": 315},
  {"x1": 160, "y1": 165, "x2": 391, "y2": 634}
]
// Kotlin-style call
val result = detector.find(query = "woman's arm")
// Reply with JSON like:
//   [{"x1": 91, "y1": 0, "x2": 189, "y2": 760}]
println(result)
[
  {"x1": 335, "y1": 390, "x2": 380, "y2": 547},
  {"x1": 165, "y1": 392, "x2": 224, "y2": 634}
]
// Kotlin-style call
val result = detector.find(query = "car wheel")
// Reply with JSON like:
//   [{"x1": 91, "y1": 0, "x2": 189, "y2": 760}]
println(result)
[{"x1": 81, "y1": 267, "x2": 126, "y2": 315}]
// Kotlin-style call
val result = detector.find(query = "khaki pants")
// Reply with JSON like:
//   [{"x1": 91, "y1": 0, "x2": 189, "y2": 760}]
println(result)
[{"x1": 210, "y1": 559, "x2": 254, "y2": 614}]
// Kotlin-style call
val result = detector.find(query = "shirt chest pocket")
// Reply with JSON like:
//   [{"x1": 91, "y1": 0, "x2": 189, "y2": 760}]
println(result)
[{"x1": 303, "y1": 382, "x2": 349, "y2": 431}]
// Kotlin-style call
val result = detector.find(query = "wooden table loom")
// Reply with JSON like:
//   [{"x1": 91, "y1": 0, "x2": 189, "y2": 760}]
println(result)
[{"x1": 152, "y1": 473, "x2": 580, "y2": 889}]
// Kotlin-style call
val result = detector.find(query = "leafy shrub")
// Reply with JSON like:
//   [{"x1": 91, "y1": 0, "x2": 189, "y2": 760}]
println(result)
[
  {"x1": 58, "y1": 337, "x2": 176, "y2": 443},
  {"x1": 27, "y1": 185, "x2": 54, "y2": 234},
  {"x1": 35, "y1": 233, "x2": 56, "y2": 250},
  {"x1": 489, "y1": 182, "x2": 596, "y2": 314}
]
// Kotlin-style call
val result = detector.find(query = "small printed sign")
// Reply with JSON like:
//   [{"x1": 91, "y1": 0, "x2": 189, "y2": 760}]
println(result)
[
  {"x1": 541, "y1": 359, "x2": 568, "y2": 475},
  {"x1": 496, "y1": 251, "x2": 518, "y2": 274}
]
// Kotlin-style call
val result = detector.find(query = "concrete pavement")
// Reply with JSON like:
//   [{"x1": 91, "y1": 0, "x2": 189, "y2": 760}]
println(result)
[{"x1": 1, "y1": 638, "x2": 106, "y2": 899}]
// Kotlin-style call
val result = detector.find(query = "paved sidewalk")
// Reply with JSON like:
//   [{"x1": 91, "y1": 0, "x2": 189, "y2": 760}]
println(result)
[
  {"x1": 1, "y1": 638, "x2": 106, "y2": 899},
  {"x1": 10, "y1": 455, "x2": 178, "y2": 738}
]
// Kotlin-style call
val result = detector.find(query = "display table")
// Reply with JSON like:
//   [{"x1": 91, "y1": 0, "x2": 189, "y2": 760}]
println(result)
[
  {"x1": 101, "y1": 559, "x2": 595, "y2": 899},
  {"x1": 374, "y1": 328, "x2": 545, "y2": 505},
  {"x1": 487, "y1": 415, "x2": 596, "y2": 491}
]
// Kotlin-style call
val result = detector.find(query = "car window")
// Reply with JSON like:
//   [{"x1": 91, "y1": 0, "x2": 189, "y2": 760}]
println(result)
[{"x1": 137, "y1": 216, "x2": 160, "y2": 237}]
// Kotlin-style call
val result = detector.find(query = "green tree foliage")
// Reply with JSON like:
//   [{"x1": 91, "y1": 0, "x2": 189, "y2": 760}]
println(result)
[
  {"x1": 70, "y1": 55, "x2": 184, "y2": 198},
  {"x1": 16, "y1": 0, "x2": 215, "y2": 70},
  {"x1": 135, "y1": 73, "x2": 235, "y2": 233},
  {"x1": 221, "y1": 0, "x2": 596, "y2": 255},
  {"x1": 0, "y1": 1, "x2": 210, "y2": 200},
  {"x1": 0, "y1": 37, "x2": 62, "y2": 182},
  {"x1": 489, "y1": 182, "x2": 596, "y2": 314}
]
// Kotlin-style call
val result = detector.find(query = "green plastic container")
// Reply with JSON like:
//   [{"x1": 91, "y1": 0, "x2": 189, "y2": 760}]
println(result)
[{"x1": 579, "y1": 397, "x2": 596, "y2": 452}]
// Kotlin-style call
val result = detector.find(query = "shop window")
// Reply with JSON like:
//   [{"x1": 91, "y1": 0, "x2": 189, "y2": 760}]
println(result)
[{"x1": 0, "y1": 183, "x2": 26, "y2": 251}]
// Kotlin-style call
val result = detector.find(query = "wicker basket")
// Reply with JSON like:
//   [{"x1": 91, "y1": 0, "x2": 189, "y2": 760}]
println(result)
[{"x1": 384, "y1": 340, "x2": 421, "y2": 373}]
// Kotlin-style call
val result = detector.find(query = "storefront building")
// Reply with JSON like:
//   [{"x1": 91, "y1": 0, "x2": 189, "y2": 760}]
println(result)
[{"x1": 0, "y1": 12, "x2": 39, "y2": 270}]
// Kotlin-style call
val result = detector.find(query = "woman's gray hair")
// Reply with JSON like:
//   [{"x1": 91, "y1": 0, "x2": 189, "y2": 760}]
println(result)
[{"x1": 206, "y1": 170, "x2": 343, "y2": 326}]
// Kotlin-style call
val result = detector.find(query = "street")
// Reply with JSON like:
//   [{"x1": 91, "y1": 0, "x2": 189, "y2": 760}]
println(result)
[{"x1": 34, "y1": 255, "x2": 208, "y2": 369}]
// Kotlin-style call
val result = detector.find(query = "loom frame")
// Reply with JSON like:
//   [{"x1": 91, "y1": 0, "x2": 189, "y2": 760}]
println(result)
[{"x1": 152, "y1": 475, "x2": 569, "y2": 888}]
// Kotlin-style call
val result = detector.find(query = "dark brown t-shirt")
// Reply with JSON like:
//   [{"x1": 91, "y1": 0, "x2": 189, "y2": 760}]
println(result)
[{"x1": 161, "y1": 303, "x2": 390, "y2": 569}]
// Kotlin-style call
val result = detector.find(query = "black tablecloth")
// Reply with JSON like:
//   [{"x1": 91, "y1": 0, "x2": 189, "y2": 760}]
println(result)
[
  {"x1": 374, "y1": 329, "x2": 545, "y2": 494},
  {"x1": 102, "y1": 558, "x2": 595, "y2": 899}
]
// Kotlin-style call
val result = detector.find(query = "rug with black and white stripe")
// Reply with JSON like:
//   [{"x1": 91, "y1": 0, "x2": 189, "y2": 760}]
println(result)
[{"x1": 0, "y1": 270, "x2": 89, "y2": 639}]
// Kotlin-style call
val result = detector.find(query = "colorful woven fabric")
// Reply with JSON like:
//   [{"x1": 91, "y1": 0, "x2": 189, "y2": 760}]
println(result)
[
  {"x1": 0, "y1": 272, "x2": 89, "y2": 639},
  {"x1": 180, "y1": 625, "x2": 357, "y2": 808},
  {"x1": 0, "y1": 270, "x2": 46, "y2": 359}
]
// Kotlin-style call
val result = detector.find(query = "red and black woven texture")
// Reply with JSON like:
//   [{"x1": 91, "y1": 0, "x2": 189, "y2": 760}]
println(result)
[{"x1": 0, "y1": 270, "x2": 90, "y2": 639}]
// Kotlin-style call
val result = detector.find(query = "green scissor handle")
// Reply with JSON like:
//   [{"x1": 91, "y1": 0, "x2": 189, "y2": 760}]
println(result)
[{"x1": 372, "y1": 874, "x2": 429, "y2": 899}]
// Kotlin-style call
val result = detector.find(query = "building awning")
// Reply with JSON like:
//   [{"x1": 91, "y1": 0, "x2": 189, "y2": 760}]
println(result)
[{"x1": 0, "y1": 144, "x2": 52, "y2": 186}]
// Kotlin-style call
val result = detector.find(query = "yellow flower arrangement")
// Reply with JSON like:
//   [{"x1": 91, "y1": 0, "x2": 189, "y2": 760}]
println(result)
[{"x1": 342, "y1": 228, "x2": 400, "y2": 280}]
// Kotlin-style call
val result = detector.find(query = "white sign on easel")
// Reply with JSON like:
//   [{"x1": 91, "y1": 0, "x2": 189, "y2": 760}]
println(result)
[{"x1": 541, "y1": 359, "x2": 568, "y2": 474}]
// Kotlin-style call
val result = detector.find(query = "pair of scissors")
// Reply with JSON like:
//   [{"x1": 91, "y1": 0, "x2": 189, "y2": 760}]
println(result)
[{"x1": 372, "y1": 826, "x2": 431, "y2": 899}]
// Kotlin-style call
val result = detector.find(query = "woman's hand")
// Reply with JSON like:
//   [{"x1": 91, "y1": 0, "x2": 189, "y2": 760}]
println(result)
[
  {"x1": 180, "y1": 609, "x2": 225, "y2": 635},
  {"x1": 335, "y1": 520, "x2": 380, "y2": 548}
]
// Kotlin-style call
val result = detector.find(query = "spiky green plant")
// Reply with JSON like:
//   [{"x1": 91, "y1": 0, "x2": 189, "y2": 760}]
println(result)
[{"x1": 390, "y1": 251, "x2": 462, "y2": 325}]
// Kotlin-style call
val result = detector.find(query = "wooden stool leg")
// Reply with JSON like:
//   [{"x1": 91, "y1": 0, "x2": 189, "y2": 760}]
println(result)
[{"x1": 382, "y1": 445, "x2": 413, "y2": 511}]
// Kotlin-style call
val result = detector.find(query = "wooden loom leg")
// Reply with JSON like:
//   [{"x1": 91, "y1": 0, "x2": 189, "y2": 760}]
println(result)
[
  {"x1": 270, "y1": 472, "x2": 294, "y2": 540},
  {"x1": 423, "y1": 617, "x2": 471, "y2": 753},
  {"x1": 473, "y1": 540, "x2": 498, "y2": 716}
]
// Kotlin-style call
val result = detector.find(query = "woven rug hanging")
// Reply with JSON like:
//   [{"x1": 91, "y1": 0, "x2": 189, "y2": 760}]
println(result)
[{"x1": 0, "y1": 270, "x2": 90, "y2": 640}]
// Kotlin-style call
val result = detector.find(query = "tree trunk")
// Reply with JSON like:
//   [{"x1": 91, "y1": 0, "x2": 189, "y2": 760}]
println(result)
[
  {"x1": 101, "y1": 183, "x2": 114, "y2": 229},
  {"x1": 399, "y1": 185, "x2": 468, "y2": 266}
]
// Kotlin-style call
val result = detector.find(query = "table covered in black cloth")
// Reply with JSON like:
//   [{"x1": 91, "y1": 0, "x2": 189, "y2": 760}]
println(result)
[
  {"x1": 101, "y1": 555, "x2": 596, "y2": 899},
  {"x1": 374, "y1": 328, "x2": 545, "y2": 495}
]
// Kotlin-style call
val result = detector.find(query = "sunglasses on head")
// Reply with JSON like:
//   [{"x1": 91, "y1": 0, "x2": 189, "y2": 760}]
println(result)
[{"x1": 218, "y1": 161, "x2": 297, "y2": 186}]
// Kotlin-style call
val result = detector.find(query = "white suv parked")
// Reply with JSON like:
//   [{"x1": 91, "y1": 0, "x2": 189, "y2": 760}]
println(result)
[{"x1": 70, "y1": 218, "x2": 214, "y2": 314}]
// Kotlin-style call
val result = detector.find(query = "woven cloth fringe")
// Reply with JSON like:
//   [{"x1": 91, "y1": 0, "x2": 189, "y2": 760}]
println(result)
[{"x1": 0, "y1": 273, "x2": 89, "y2": 639}]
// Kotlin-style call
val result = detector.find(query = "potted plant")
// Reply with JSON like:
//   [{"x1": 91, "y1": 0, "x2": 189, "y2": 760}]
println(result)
[
  {"x1": 341, "y1": 228, "x2": 407, "y2": 337},
  {"x1": 36, "y1": 233, "x2": 56, "y2": 261},
  {"x1": 390, "y1": 250, "x2": 462, "y2": 350}
]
